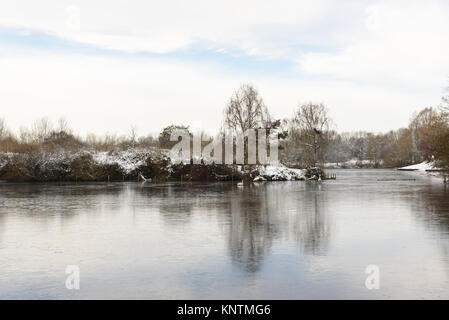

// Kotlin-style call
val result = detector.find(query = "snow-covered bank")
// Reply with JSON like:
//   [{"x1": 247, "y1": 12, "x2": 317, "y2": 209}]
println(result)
[
  {"x1": 0, "y1": 149, "x2": 307, "y2": 182},
  {"x1": 92, "y1": 148, "x2": 159, "y2": 174},
  {"x1": 398, "y1": 161, "x2": 448, "y2": 182},
  {"x1": 323, "y1": 159, "x2": 384, "y2": 169},
  {"x1": 0, "y1": 148, "x2": 168, "y2": 182},
  {"x1": 254, "y1": 164, "x2": 306, "y2": 181},
  {"x1": 397, "y1": 161, "x2": 437, "y2": 172}
]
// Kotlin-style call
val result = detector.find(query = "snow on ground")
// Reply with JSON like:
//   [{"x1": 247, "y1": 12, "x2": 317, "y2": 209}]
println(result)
[
  {"x1": 0, "y1": 148, "x2": 160, "y2": 176},
  {"x1": 347, "y1": 159, "x2": 375, "y2": 165},
  {"x1": 0, "y1": 148, "x2": 308, "y2": 181},
  {"x1": 0, "y1": 152, "x2": 15, "y2": 170},
  {"x1": 398, "y1": 161, "x2": 436, "y2": 171},
  {"x1": 256, "y1": 164, "x2": 306, "y2": 181},
  {"x1": 324, "y1": 158, "x2": 383, "y2": 168},
  {"x1": 398, "y1": 161, "x2": 448, "y2": 181},
  {"x1": 93, "y1": 148, "x2": 154, "y2": 174}
]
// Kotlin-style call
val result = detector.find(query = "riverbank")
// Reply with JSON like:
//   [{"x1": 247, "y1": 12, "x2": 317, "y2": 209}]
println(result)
[
  {"x1": 398, "y1": 161, "x2": 448, "y2": 182},
  {"x1": 323, "y1": 159, "x2": 383, "y2": 169},
  {"x1": 397, "y1": 161, "x2": 438, "y2": 171},
  {"x1": 0, "y1": 149, "x2": 306, "y2": 182}
]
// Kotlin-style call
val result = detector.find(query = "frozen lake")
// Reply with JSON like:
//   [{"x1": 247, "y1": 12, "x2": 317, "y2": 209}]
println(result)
[{"x1": 1, "y1": 169, "x2": 449, "y2": 299}]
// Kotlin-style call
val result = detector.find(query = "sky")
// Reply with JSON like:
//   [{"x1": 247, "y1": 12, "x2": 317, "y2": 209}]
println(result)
[{"x1": 1, "y1": 0, "x2": 449, "y2": 137}]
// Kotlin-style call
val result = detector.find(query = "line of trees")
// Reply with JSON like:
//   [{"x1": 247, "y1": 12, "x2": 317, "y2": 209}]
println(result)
[
  {"x1": 220, "y1": 83, "x2": 449, "y2": 169},
  {"x1": 0, "y1": 117, "x2": 160, "y2": 153},
  {"x1": 1, "y1": 83, "x2": 448, "y2": 169},
  {"x1": 283, "y1": 105, "x2": 448, "y2": 169}
]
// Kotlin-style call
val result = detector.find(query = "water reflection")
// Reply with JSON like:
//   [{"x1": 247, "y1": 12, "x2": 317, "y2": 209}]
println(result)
[
  {"x1": 411, "y1": 184, "x2": 449, "y2": 232},
  {"x1": 226, "y1": 185, "x2": 276, "y2": 273},
  {"x1": 408, "y1": 183, "x2": 449, "y2": 279},
  {"x1": 1, "y1": 170, "x2": 449, "y2": 299},
  {"x1": 223, "y1": 183, "x2": 333, "y2": 273},
  {"x1": 292, "y1": 184, "x2": 332, "y2": 256},
  {"x1": 0, "y1": 213, "x2": 5, "y2": 248}
]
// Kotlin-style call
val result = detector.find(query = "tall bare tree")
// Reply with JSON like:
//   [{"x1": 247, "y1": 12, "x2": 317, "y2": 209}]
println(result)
[
  {"x1": 292, "y1": 103, "x2": 332, "y2": 167},
  {"x1": 223, "y1": 84, "x2": 271, "y2": 132}
]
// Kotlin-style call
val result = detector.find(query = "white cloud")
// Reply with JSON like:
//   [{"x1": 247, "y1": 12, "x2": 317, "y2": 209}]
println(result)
[
  {"x1": 0, "y1": 50, "x2": 439, "y2": 136},
  {"x1": 0, "y1": 52, "x2": 231, "y2": 135},
  {"x1": 0, "y1": 0, "x2": 335, "y2": 56},
  {"x1": 298, "y1": 0, "x2": 449, "y2": 89},
  {"x1": 0, "y1": 1, "x2": 448, "y2": 135}
]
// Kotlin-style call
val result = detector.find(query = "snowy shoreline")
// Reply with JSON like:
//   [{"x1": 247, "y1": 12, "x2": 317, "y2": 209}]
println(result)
[
  {"x1": 397, "y1": 161, "x2": 439, "y2": 172},
  {"x1": 0, "y1": 149, "x2": 306, "y2": 182},
  {"x1": 3, "y1": 147, "x2": 447, "y2": 183},
  {"x1": 397, "y1": 161, "x2": 448, "y2": 181}
]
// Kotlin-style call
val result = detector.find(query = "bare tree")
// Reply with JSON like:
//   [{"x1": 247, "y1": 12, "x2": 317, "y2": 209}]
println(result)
[
  {"x1": 442, "y1": 87, "x2": 449, "y2": 113},
  {"x1": 292, "y1": 103, "x2": 332, "y2": 167},
  {"x1": 223, "y1": 84, "x2": 271, "y2": 132},
  {"x1": 18, "y1": 126, "x2": 30, "y2": 144},
  {"x1": 0, "y1": 118, "x2": 7, "y2": 139},
  {"x1": 57, "y1": 117, "x2": 71, "y2": 133},
  {"x1": 31, "y1": 117, "x2": 53, "y2": 142},
  {"x1": 128, "y1": 125, "x2": 138, "y2": 146}
]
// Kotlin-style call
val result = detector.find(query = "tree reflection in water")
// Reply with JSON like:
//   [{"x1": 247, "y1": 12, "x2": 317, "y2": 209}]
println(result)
[
  {"x1": 225, "y1": 182, "x2": 333, "y2": 273},
  {"x1": 409, "y1": 183, "x2": 449, "y2": 273}
]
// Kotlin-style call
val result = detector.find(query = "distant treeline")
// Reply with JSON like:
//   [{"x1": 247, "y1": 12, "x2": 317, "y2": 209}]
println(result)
[
  {"x1": 284, "y1": 107, "x2": 449, "y2": 169},
  {"x1": 319, "y1": 107, "x2": 449, "y2": 169},
  {"x1": 0, "y1": 117, "x2": 160, "y2": 153}
]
